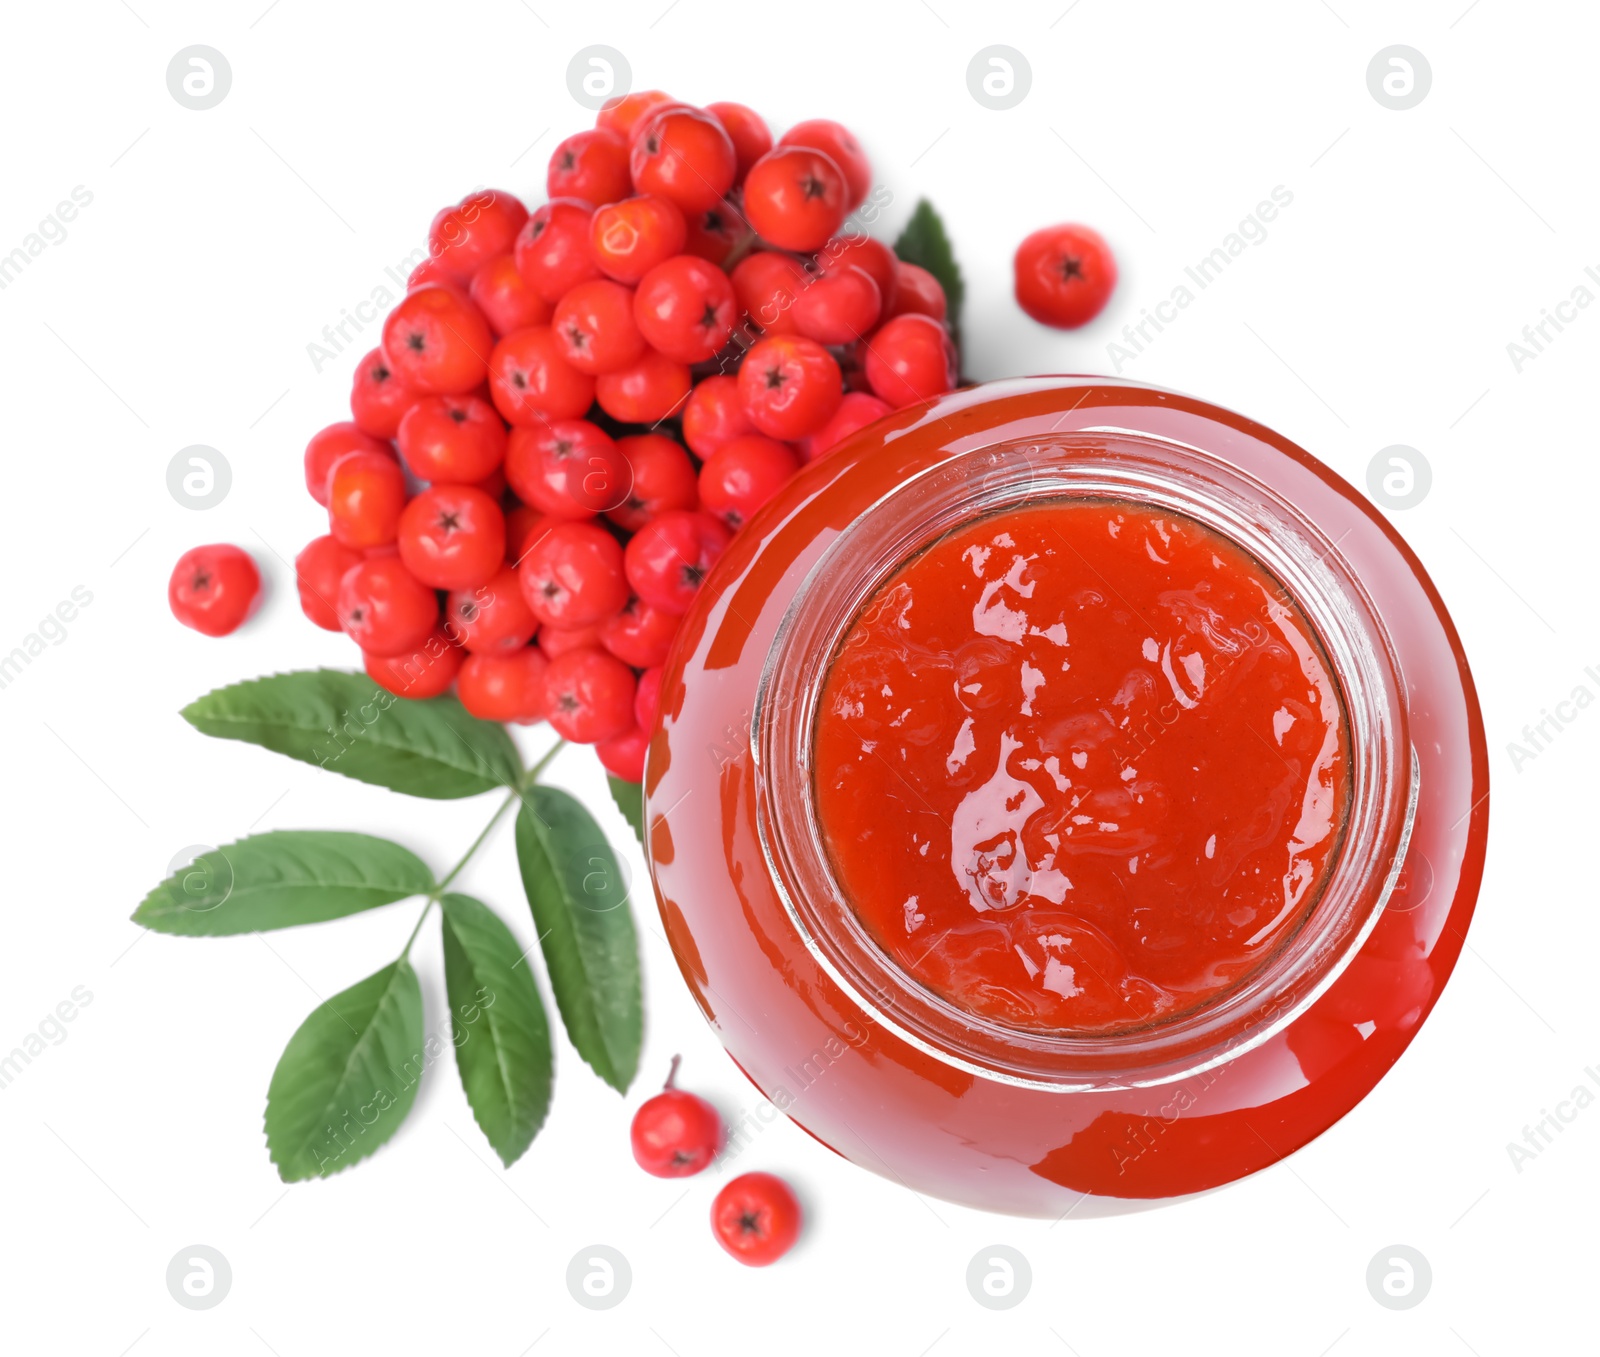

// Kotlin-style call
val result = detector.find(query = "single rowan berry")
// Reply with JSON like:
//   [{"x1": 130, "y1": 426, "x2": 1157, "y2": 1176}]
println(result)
[
  {"x1": 446, "y1": 564, "x2": 539, "y2": 654},
  {"x1": 596, "y1": 725, "x2": 648, "y2": 782},
  {"x1": 396, "y1": 394, "x2": 507, "y2": 484},
  {"x1": 607, "y1": 434, "x2": 699, "y2": 533},
  {"x1": 862, "y1": 314, "x2": 958, "y2": 408},
  {"x1": 682, "y1": 374, "x2": 755, "y2": 458},
  {"x1": 590, "y1": 195, "x2": 688, "y2": 284},
  {"x1": 887, "y1": 260, "x2": 948, "y2": 321},
  {"x1": 381, "y1": 285, "x2": 494, "y2": 395},
  {"x1": 169, "y1": 544, "x2": 260, "y2": 637},
  {"x1": 633, "y1": 254, "x2": 738, "y2": 363},
  {"x1": 397, "y1": 484, "x2": 506, "y2": 590},
  {"x1": 600, "y1": 595, "x2": 680, "y2": 668},
  {"x1": 779, "y1": 119, "x2": 871, "y2": 209},
  {"x1": 542, "y1": 647, "x2": 637, "y2": 743},
  {"x1": 792, "y1": 264, "x2": 881, "y2": 344},
  {"x1": 504, "y1": 419, "x2": 630, "y2": 519},
  {"x1": 350, "y1": 349, "x2": 418, "y2": 439},
  {"x1": 594, "y1": 349, "x2": 692, "y2": 424},
  {"x1": 796, "y1": 391, "x2": 892, "y2": 462},
  {"x1": 327, "y1": 451, "x2": 409, "y2": 549},
  {"x1": 514, "y1": 199, "x2": 602, "y2": 303},
  {"x1": 630, "y1": 1056, "x2": 722, "y2": 1175},
  {"x1": 1013, "y1": 222, "x2": 1117, "y2": 328},
  {"x1": 365, "y1": 628, "x2": 463, "y2": 699},
  {"x1": 337, "y1": 555, "x2": 439, "y2": 656},
  {"x1": 738, "y1": 334, "x2": 842, "y2": 439},
  {"x1": 305, "y1": 422, "x2": 394, "y2": 506},
  {"x1": 518, "y1": 521, "x2": 630, "y2": 627},
  {"x1": 729, "y1": 252, "x2": 808, "y2": 336},
  {"x1": 457, "y1": 647, "x2": 549, "y2": 723},
  {"x1": 596, "y1": 90, "x2": 680, "y2": 139},
  {"x1": 295, "y1": 534, "x2": 363, "y2": 631},
  {"x1": 470, "y1": 254, "x2": 554, "y2": 337},
  {"x1": 552, "y1": 278, "x2": 648, "y2": 375},
  {"x1": 428, "y1": 189, "x2": 529, "y2": 282},
  {"x1": 487, "y1": 327, "x2": 597, "y2": 425},
  {"x1": 634, "y1": 665, "x2": 664, "y2": 731},
  {"x1": 743, "y1": 146, "x2": 848, "y2": 252},
  {"x1": 624, "y1": 510, "x2": 731, "y2": 615},
  {"x1": 705, "y1": 102, "x2": 773, "y2": 180},
  {"x1": 547, "y1": 127, "x2": 632, "y2": 206},
  {"x1": 630, "y1": 108, "x2": 737, "y2": 214},
  {"x1": 698, "y1": 435, "x2": 797, "y2": 531},
  {"x1": 710, "y1": 1172, "x2": 802, "y2": 1267}
]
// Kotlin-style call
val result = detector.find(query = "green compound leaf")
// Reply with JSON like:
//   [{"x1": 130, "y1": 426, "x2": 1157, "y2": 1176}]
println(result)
[
  {"x1": 440, "y1": 893, "x2": 553, "y2": 1167},
  {"x1": 264, "y1": 960, "x2": 426, "y2": 1182},
  {"x1": 894, "y1": 198, "x2": 965, "y2": 346},
  {"x1": 131, "y1": 831, "x2": 434, "y2": 936},
  {"x1": 514, "y1": 788, "x2": 641, "y2": 1093},
  {"x1": 181, "y1": 669, "x2": 522, "y2": 799},
  {"x1": 606, "y1": 774, "x2": 646, "y2": 848}
]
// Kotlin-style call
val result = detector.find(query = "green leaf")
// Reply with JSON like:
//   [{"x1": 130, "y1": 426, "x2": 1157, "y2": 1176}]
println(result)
[
  {"x1": 514, "y1": 789, "x2": 641, "y2": 1093},
  {"x1": 894, "y1": 198, "x2": 965, "y2": 345},
  {"x1": 264, "y1": 960, "x2": 425, "y2": 1182},
  {"x1": 181, "y1": 669, "x2": 522, "y2": 799},
  {"x1": 439, "y1": 893, "x2": 553, "y2": 1166},
  {"x1": 607, "y1": 774, "x2": 645, "y2": 848},
  {"x1": 131, "y1": 831, "x2": 434, "y2": 936}
]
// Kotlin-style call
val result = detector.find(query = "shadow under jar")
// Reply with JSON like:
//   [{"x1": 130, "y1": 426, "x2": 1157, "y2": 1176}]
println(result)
[{"x1": 643, "y1": 377, "x2": 1488, "y2": 1217}]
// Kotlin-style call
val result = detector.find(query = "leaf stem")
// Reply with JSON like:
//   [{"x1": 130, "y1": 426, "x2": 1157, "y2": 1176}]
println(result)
[
  {"x1": 399, "y1": 739, "x2": 567, "y2": 959},
  {"x1": 437, "y1": 790, "x2": 519, "y2": 896},
  {"x1": 399, "y1": 900, "x2": 437, "y2": 959},
  {"x1": 521, "y1": 738, "x2": 566, "y2": 788}
]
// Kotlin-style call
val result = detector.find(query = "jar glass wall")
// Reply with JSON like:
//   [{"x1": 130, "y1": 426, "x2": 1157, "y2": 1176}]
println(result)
[{"x1": 643, "y1": 377, "x2": 1487, "y2": 1216}]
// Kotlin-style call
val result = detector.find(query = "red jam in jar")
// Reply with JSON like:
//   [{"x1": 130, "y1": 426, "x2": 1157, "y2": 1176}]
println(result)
[
  {"x1": 644, "y1": 378, "x2": 1488, "y2": 1216},
  {"x1": 814, "y1": 501, "x2": 1350, "y2": 1035}
]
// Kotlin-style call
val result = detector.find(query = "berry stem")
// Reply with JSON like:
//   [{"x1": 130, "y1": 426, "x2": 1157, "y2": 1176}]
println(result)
[
  {"x1": 721, "y1": 229, "x2": 760, "y2": 274},
  {"x1": 664, "y1": 1053, "x2": 682, "y2": 1090},
  {"x1": 398, "y1": 738, "x2": 567, "y2": 959}
]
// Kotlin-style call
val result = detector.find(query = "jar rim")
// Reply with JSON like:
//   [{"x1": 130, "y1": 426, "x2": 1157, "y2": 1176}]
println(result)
[{"x1": 752, "y1": 428, "x2": 1418, "y2": 1091}]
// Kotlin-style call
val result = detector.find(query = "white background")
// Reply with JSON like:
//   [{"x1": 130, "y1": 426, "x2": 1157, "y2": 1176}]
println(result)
[{"x1": 0, "y1": 1, "x2": 1594, "y2": 1353}]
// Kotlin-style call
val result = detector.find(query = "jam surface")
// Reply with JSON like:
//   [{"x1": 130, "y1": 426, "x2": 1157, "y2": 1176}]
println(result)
[{"x1": 814, "y1": 499, "x2": 1350, "y2": 1034}]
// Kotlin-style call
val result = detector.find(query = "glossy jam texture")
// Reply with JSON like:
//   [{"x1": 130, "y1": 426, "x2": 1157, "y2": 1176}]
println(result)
[{"x1": 813, "y1": 499, "x2": 1350, "y2": 1035}]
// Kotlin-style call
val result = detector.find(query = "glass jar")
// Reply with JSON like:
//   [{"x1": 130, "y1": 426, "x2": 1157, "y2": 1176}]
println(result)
[{"x1": 643, "y1": 377, "x2": 1488, "y2": 1216}]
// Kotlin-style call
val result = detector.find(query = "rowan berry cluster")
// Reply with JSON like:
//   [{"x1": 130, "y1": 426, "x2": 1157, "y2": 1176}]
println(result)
[{"x1": 285, "y1": 93, "x2": 958, "y2": 781}]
